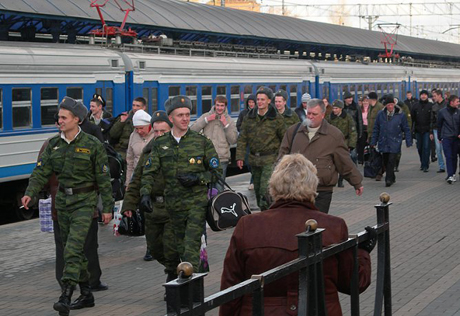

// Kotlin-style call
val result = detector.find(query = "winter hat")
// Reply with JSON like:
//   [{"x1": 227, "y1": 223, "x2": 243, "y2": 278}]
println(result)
[
  {"x1": 332, "y1": 99, "x2": 344, "y2": 109},
  {"x1": 275, "y1": 90, "x2": 289, "y2": 101},
  {"x1": 133, "y1": 109, "x2": 152, "y2": 126},
  {"x1": 383, "y1": 94, "x2": 395, "y2": 105},
  {"x1": 59, "y1": 96, "x2": 88, "y2": 123},
  {"x1": 368, "y1": 92, "x2": 378, "y2": 100},
  {"x1": 165, "y1": 95, "x2": 193, "y2": 115},
  {"x1": 420, "y1": 90, "x2": 429, "y2": 96},
  {"x1": 256, "y1": 87, "x2": 274, "y2": 100},
  {"x1": 301, "y1": 93, "x2": 311, "y2": 103},
  {"x1": 151, "y1": 110, "x2": 172, "y2": 127},
  {"x1": 343, "y1": 91, "x2": 353, "y2": 99}
]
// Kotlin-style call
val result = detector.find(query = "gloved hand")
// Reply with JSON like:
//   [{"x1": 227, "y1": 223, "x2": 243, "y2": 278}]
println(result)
[
  {"x1": 140, "y1": 195, "x2": 153, "y2": 213},
  {"x1": 176, "y1": 173, "x2": 200, "y2": 187},
  {"x1": 359, "y1": 226, "x2": 378, "y2": 253}
]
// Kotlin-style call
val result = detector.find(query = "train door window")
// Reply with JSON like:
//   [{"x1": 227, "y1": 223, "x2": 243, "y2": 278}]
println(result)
[
  {"x1": 66, "y1": 87, "x2": 83, "y2": 101},
  {"x1": 230, "y1": 85, "x2": 240, "y2": 113},
  {"x1": 169, "y1": 86, "x2": 180, "y2": 97},
  {"x1": 143, "y1": 88, "x2": 150, "y2": 113},
  {"x1": 217, "y1": 85, "x2": 226, "y2": 96},
  {"x1": 0, "y1": 89, "x2": 2, "y2": 129},
  {"x1": 186, "y1": 86, "x2": 197, "y2": 115},
  {"x1": 322, "y1": 85, "x2": 329, "y2": 101},
  {"x1": 12, "y1": 88, "x2": 32, "y2": 128},
  {"x1": 290, "y1": 85, "x2": 297, "y2": 108},
  {"x1": 151, "y1": 88, "x2": 158, "y2": 113},
  {"x1": 201, "y1": 86, "x2": 212, "y2": 114},
  {"x1": 269, "y1": 85, "x2": 276, "y2": 93},
  {"x1": 280, "y1": 84, "x2": 287, "y2": 92},
  {"x1": 95, "y1": 88, "x2": 102, "y2": 96},
  {"x1": 302, "y1": 85, "x2": 310, "y2": 94},
  {"x1": 244, "y1": 85, "x2": 253, "y2": 100},
  {"x1": 105, "y1": 88, "x2": 113, "y2": 114},
  {"x1": 40, "y1": 88, "x2": 59, "y2": 126}
]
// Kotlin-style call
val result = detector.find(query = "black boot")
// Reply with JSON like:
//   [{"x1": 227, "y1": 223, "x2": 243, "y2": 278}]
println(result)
[
  {"x1": 70, "y1": 283, "x2": 95, "y2": 310},
  {"x1": 337, "y1": 176, "x2": 344, "y2": 188},
  {"x1": 53, "y1": 284, "x2": 75, "y2": 316}
]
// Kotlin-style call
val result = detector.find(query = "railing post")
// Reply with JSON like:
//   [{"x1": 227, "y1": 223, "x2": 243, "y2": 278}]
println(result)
[
  {"x1": 297, "y1": 219, "x2": 327, "y2": 316},
  {"x1": 251, "y1": 275, "x2": 264, "y2": 316},
  {"x1": 374, "y1": 193, "x2": 392, "y2": 316},
  {"x1": 164, "y1": 262, "x2": 207, "y2": 316}
]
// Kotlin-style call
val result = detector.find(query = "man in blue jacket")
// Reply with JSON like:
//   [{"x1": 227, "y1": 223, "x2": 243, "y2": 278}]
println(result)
[
  {"x1": 371, "y1": 95, "x2": 412, "y2": 187},
  {"x1": 437, "y1": 95, "x2": 460, "y2": 184}
]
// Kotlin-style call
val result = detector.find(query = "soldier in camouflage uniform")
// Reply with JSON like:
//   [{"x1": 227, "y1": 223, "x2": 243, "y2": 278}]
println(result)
[
  {"x1": 236, "y1": 87, "x2": 287, "y2": 211},
  {"x1": 122, "y1": 110, "x2": 178, "y2": 281},
  {"x1": 109, "y1": 97, "x2": 147, "y2": 160},
  {"x1": 327, "y1": 100, "x2": 358, "y2": 187},
  {"x1": 274, "y1": 89, "x2": 300, "y2": 129},
  {"x1": 22, "y1": 97, "x2": 113, "y2": 316},
  {"x1": 140, "y1": 96, "x2": 221, "y2": 273}
]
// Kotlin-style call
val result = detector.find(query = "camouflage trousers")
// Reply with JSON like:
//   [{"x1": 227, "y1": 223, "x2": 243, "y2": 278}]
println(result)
[
  {"x1": 167, "y1": 198, "x2": 207, "y2": 273},
  {"x1": 251, "y1": 164, "x2": 274, "y2": 211},
  {"x1": 57, "y1": 206, "x2": 94, "y2": 286},
  {"x1": 144, "y1": 210, "x2": 177, "y2": 274}
]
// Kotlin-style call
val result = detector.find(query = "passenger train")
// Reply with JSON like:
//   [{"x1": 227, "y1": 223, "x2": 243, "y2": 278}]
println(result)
[{"x1": 1, "y1": 41, "x2": 459, "y2": 219}]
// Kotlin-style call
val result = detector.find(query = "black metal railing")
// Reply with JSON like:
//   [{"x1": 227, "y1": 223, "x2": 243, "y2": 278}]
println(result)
[{"x1": 164, "y1": 193, "x2": 392, "y2": 316}]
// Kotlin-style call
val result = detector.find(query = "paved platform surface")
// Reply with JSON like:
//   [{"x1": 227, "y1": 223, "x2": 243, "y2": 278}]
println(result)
[{"x1": 1, "y1": 146, "x2": 460, "y2": 316}]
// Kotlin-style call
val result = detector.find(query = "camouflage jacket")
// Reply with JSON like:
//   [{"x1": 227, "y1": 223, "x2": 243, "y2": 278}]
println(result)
[
  {"x1": 236, "y1": 105, "x2": 287, "y2": 167},
  {"x1": 140, "y1": 129, "x2": 220, "y2": 207},
  {"x1": 25, "y1": 130, "x2": 114, "y2": 214},
  {"x1": 122, "y1": 138, "x2": 169, "y2": 222},
  {"x1": 327, "y1": 111, "x2": 358, "y2": 149},
  {"x1": 280, "y1": 106, "x2": 300, "y2": 129},
  {"x1": 109, "y1": 111, "x2": 134, "y2": 159},
  {"x1": 87, "y1": 110, "x2": 112, "y2": 126},
  {"x1": 367, "y1": 101, "x2": 384, "y2": 142}
]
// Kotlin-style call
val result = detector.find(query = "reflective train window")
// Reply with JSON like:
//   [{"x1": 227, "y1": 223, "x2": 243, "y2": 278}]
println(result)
[
  {"x1": 186, "y1": 86, "x2": 197, "y2": 115},
  {"x1": 217, "y1": 86, "x2": 226, "y2": 96},
  {"x1": 67, "y1": 87, "x2": 83, "y2": 101},
  {"x1": 105, "y1": 88, "x2": 113, "y2": 114},
  {"x1": 169, "y1": 86, "x2": 180, "y2": 97},
  {"x1": 280, "y1": 85, "x2": 287, "y2": 92},
  {"x1": 151, "y1": 88, "x2": 158, "y2": 113},
  {"x1": 41, "y1": 88, "x2": 59, "y2": 126},
  {"x1": 243, "y1": 85, "x2": 253, "y2": 100},
  {"x1": 269, "y1": 85, "x2": 276, "y2": 93},
  {"x1": 0, "y1": 89, "x2": 2, "y2": 129},
  {"x1": 290, "y1": 85, "x2": 297, "y2": 108},
  {"x1": 12, "y1": 88, "x2": 32, "y2": 128},
  {"x1": 322, "y1": 85, "x2": 329, "y2": 100},
  {"x1": 230, "y1": 85, "x2": 239, "y2": 113},
  {"x1": 201, "y1": 86, "x2": 212, "y2": 114}
]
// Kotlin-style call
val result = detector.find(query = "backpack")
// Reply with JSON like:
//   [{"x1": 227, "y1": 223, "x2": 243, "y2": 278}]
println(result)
[
  {"x1": 103, "y1": 142, "x2": 126, "y2": 201},
  {"x1": 206, "y1": 176, "x2": 251, "y2": 232}
]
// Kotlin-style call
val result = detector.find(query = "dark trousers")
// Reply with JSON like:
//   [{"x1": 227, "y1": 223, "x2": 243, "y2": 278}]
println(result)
[
  {"x1": 53, "y1": 218, "x2": 102, "y2": 287},
  {"x1": 383, "y1": 153, "x2": 397, "y2": 183},
  {"x1": 315, "y1": 191, "x2": 333, "y2": 214},
  {"x1": 357, "y1": 129, "x2": 368, "y2": 163},
  {"x1": 416, "y1": 132, "x2": 431, "y2": 170},
  {"x1": 442, "y1": 138, "x2": 459, "y2": 177}
]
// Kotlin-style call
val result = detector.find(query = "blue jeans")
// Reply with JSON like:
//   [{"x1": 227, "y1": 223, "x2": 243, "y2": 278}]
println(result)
[
  {"x1": 442, "y1": 138, "x2": 459, "y2": 177},
  {"x1": 433, "y1": 130, "x2": 445, "y2": 170},
  {"x1": 416, "y1": 132, "x2": 430, "y2": 170}
]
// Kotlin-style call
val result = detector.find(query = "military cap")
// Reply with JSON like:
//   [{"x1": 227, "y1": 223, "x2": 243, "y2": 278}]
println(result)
[
  {"x1": 92, "y1": 93, "x2": 106, "y2": 107},
  {"x1": 59, "y1": 96, "x2": 88, "y2": 122},
  {"x1": 165, "y1": 95, "x2": 192, "y2": 115},
  {"x1": 343, "y1": 91, "x2": 353, "y2": 99},
  {"x1": 332, "y1": 99, "x2": 344, "y2": 109},
  {"x1": 368, "y1": 92, "x2": 378, "y2": 100},
  {"x1": 301, "y1": 93, "x2": 311, "y2": 103},
  {"x1": 133, "y1": 109, "x2": 152, "y2": 126},
  {"x1": 420, "y1": 89, "x2": 429, "y2": 96},
  {"x1": 274, "y1": 90, "x2": 289, "y2": 101},
  {"x1": 256, "y1": 87, "x2": 274, "y2": 100},
  {"x1": 151, "y1": 110, "x2": 173, "y2": 127},
  {"x1": 383, "y1": 94, "x2": 395, "y2": 105}
]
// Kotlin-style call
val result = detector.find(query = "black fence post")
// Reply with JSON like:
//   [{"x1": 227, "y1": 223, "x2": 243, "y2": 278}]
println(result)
[
  {"x1": 373, "y1": 193, "x2": 392, "y2": 316},
  {"x1": 297, "y1": 219, "x2": 327, "y2": 316}
]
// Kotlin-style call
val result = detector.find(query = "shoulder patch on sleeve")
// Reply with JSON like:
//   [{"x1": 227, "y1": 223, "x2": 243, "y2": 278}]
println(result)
[
  {"x1": 145, "y1": 157, "x2": 152, "y2": 168},
  {"x1": 102, "y1": 164, "x2": 109, "y2": 173},
  {"x1": 209, "y1": 157, "x2": 219, "y2": 169},
  {"x1": 36, "y1": 159, "x2": 43, "y2": 168}
]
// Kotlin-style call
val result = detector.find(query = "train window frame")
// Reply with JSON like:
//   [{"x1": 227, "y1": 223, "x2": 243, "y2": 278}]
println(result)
[
  {"x1": 40, "y1": 87, "x2": 59, "y2": 127},
  {"x1": 230, "y1": 85, "x2": 240, "y2": 113},
  {"x1": 105, "y1": 88, "x2": 113, "y2": 114},
  {"x1": 186, "y1": 86, "x2": 197, "y2": 116},
  {"x1": 201, "y1": 85, "x2": 212, "y2": 115},
  {"x1": 66, "y1": 87, "x2": 83, "y2": 101},
  {"x1": 290, "y1": 84, "x2": 297, "y2": 108},
  {"x1": 151, "y1": 88, "x2": 158, "y2": 113},
  {"x1": 169, "y1": 86, "x2": 180, "y2": 97},
  {"x1": 217, "y1": 85, "x2": 226, "y2": 96},
  {"x1": 12, "y1": 87, "x2": 32, "y2": 129}
]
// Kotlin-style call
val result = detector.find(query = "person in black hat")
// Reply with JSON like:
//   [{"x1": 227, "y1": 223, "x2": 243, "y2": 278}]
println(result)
[
  {"x1": 343, "y1": 91, "x2": 363, "y2": 140},
  {"x1": 411, "y1": 90, "x2": 433, "y2": 172},
  {"x1": 88, "y1": 94, "x2": 112, "y2": 128}
]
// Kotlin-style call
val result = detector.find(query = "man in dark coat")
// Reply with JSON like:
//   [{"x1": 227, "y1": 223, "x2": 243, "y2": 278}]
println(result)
[
  {"x1": 295, "y1": 93, "x2": 311, "y2": 121},
  {"x1": 343, "y1": 91, "x2": 363, "y2": 139},
  {"x1": 430, "y1": 89, "x2": 446, "y2": 173},
  {"x1": 236, "y1": 94, "x2": 256, "y2": 132},
  {"x1": 404, "y1": 91, "x2": 418, "y2": 112},
  {"x1": 411, "y1": 90, "x2": 433, "y2": 172},
  {"x1": 371, "y1": 95, "x2": 412, "y2": 187}
]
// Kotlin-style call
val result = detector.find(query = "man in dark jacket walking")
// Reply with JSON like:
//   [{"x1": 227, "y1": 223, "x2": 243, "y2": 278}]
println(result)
[
  {"x1": 411, "y1": 90, "x2": 433, "y2": 172},
  {"x1": 404, "y1": 91, "x2": 418, "y2": 112},
  {"x1": 343, "y1": 91, "x2": 363, "y2": 139},
  {"x1": 437, "y1": 95, "x2": 460, "y2": 184},
  {"x1": 371, "y1": 95, "x2": 412, "y2": 187},
  {"x1": 430, "y1": 89, "x2": 446, "y2": 173}
]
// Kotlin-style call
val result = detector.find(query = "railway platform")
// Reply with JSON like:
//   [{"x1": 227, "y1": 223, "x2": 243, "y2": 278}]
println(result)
[{"x1": 1, "y1": 146, "x2": 460, "y2": 316}]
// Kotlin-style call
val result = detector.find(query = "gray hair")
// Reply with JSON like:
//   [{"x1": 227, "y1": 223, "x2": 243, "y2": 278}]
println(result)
[{"x1": 307, "y1": 98, "x2": 326, "y2": 113}]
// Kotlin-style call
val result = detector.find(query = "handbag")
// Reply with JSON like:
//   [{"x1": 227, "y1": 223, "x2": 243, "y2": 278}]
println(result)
[
  {"x1": 118, "y1": 209, "x2": 145, "y2": 236},
  {"x1": 364, "y1": 146, "x2": 383, "y2": 178}
]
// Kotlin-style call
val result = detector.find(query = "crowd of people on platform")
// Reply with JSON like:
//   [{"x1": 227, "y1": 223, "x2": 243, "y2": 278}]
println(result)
[{"x1": 20, "y1": 84, "x2": 460, "y2": 316}]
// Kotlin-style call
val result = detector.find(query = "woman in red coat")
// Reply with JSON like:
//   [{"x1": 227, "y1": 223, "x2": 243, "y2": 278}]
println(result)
[{"x1": 220, "y1": 154, "x2": 372, "y2": 316}]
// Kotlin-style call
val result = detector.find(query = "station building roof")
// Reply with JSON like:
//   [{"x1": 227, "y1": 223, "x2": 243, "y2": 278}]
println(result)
[{"x1": 1, "y1": 0, "x2": 459, "y2": 61}]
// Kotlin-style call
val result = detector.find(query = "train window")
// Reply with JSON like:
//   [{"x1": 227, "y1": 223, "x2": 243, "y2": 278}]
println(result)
[
  {"x1": 230, "y1": 85, "x2": 240, "y2": 113},
  {"x1": 350, "y1": 84, "x2": 356, "y2": 97},
  {"x1": 302, "y1": 85, "x2": 309, "y2": 94},
  {"x1": 256, "y1": 85, "x2": 263, "y2": 91},
  {"x1": 269, "y1": 85, "x2": 276, "y2": 93},
  {"x1": 169, "y1": 86, "x2": 180, "y2": 97},
  {"x1": 67, "y1": 87, "x2": 83, "y2": 101},
  {"x1": 152, "y1": 88, "x2": 158, "y2": 113},
  {"x1": 280, "y1": 85, "x2": 287, "y2": 92},
  {"x1": 244, "y1": 85, "x2": 253, "y2": 95},
  {"x1": 186, "y1": 86, "x2": 197, "y2": 115},
  {"x1": 0, "y1": 89, "x2": 2, "y2": 129},
  {"x1": 364, "y1": 84, "x2": 369, "y2": 94},
  {"x1": 377, "y1": 84, "x2": 382, "y2": 96},
  {"x1": 40, "y1": 88, "x2": 59, "y2": 126},
  {"x1": 357, "y1": 84, "x2": 362, "y2": 96},
  {"x1": 342, "y1": 85, "x2": 349, "y2": 96},
  {"x1": 217, "y1": 86, "x2": 226, "y2": 96},
  {"x1": 12, "y1": 88, "x2": 32, "y2": 128},
  {"x1": 95, "y1": 88, "x2": 102, "y2": 96},
  {"x1": 322, "y1": 85, "x2": 329, "y2": 100},
  {"x1": 105, "y1": 88, "x2": 113, "y2": 114},
  {"x1": 201, "y1": 86, "x2": 212, "y2": 114},
  {"x1": 143, "y1": 88, "x2": 150, "y2": 113},
  {"x1": 290, "y1": 85, "x2": 297, "y2": 108}
]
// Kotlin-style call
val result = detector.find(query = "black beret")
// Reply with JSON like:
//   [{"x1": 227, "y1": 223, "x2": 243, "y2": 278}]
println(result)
[
  {"x1": 59, "y1": 96, "x2": 88, "y2": 122},
  {"x1": 92, "y1": 94, "x2": 106, "y2": 107},
  {"x1": 151, "y1": 110, "x2": 172, "y2": 127},
  {"x1": 343, "y1": 91, "x2": 353, "y2": 99},
  {"x1": 256, "y1": 87, "x2": 274, "y2": 100},
  {"x1": 274, "y1": 90, "x2": 289, "y2": 101},
  {"x1": 383, "y1": 94, "x2": 395, "y2": 105},
  {"x1": 165, "y1": 95, "x2": 193, "y2": 115},
  {"x1": 368, "y1": 92, "x2": 378, "y2": 100}
]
